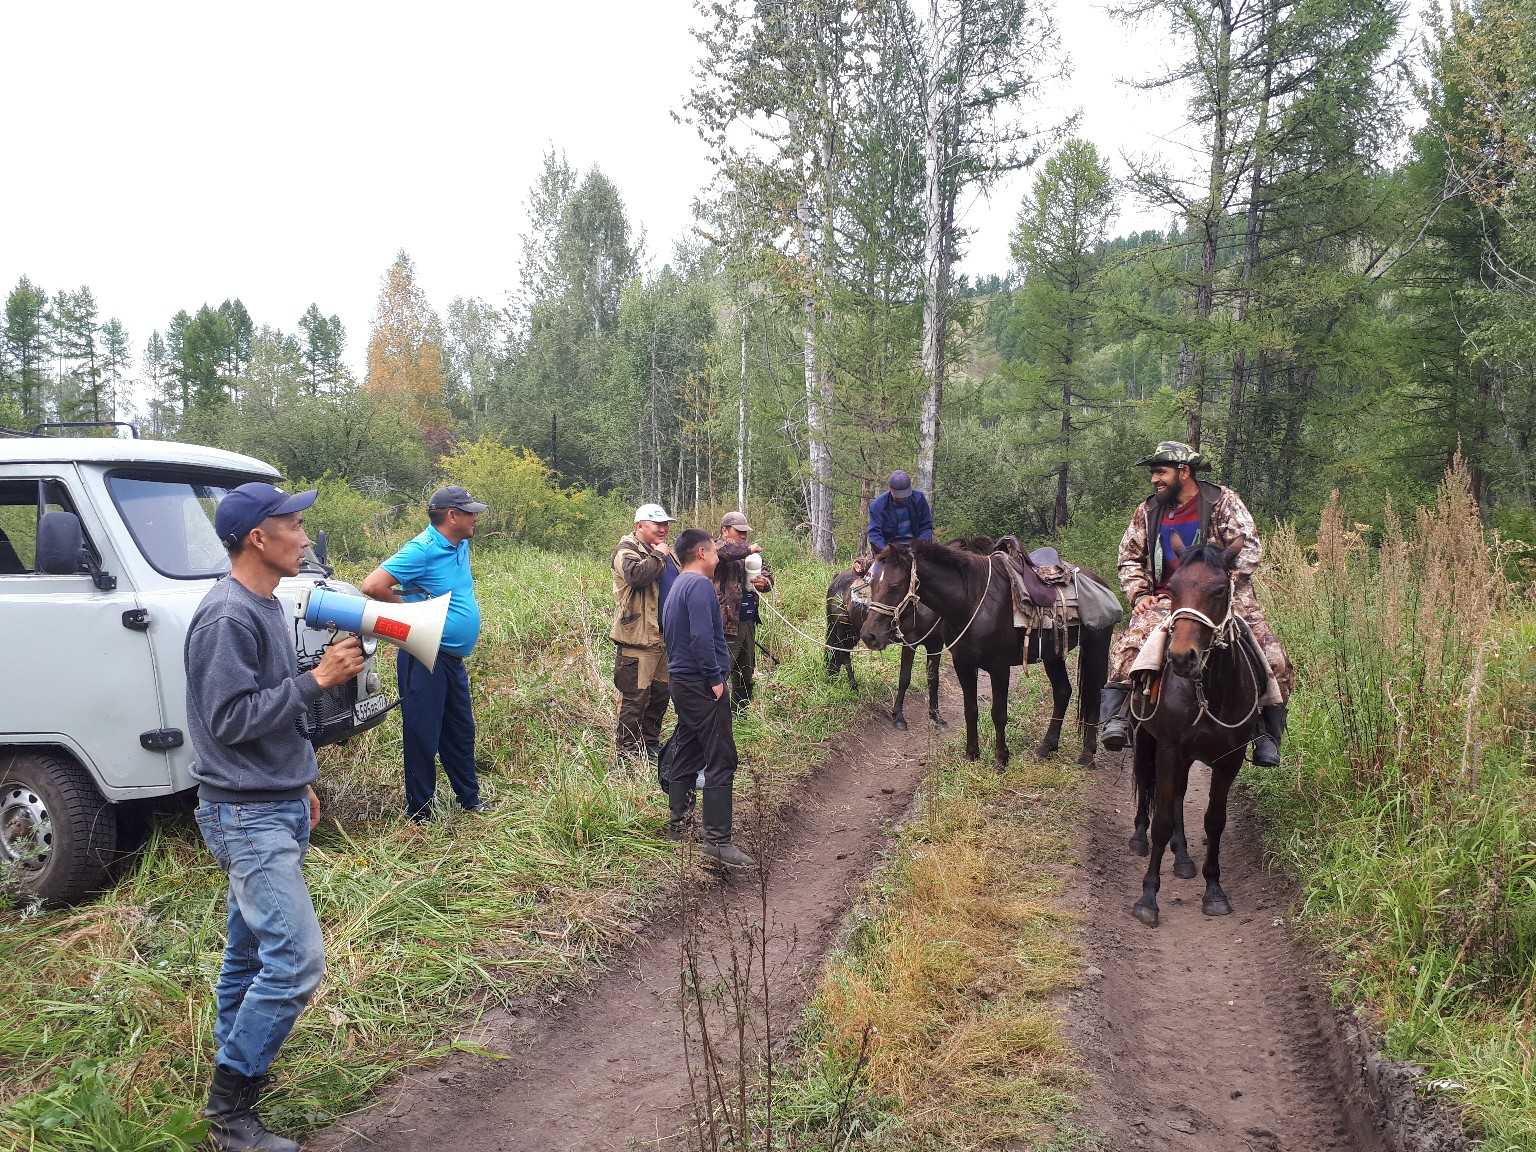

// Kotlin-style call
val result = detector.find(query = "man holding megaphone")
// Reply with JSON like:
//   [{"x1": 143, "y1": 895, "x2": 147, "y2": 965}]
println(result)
[{"x1": 362, "y1": 486, "x2": 488, "y2": 822}]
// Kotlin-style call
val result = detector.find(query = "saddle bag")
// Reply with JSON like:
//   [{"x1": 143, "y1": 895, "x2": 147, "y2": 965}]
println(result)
[{"x1": 1073, "y1": 571, "x2": 1124, "y2": 631}]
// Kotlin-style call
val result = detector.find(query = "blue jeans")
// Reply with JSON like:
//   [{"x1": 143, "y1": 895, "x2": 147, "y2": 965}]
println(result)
[
  {"x1": 195, "y1": 799, "x2": 326, "y2": 1079},
  {"x1": 398, "y1": 650, "x2": 479, "y2": 819}
]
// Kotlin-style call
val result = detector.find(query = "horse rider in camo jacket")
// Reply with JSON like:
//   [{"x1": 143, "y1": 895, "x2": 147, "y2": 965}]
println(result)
[{"x1": 1099, "y1": 440, "x2": 1292, "y2": 766}]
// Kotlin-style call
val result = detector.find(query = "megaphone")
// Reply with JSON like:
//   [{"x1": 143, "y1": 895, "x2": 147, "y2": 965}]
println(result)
[
  {"x1": 744, "y1": 553, "x2": 763, "y2": 579},
  {"x1": 296, "y1": 585, "x2": 451, "y2": 672}
]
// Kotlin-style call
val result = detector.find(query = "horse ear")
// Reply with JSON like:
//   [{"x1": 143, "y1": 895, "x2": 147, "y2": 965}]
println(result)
[{"x1": 1221, "y1": 542, "x2": 1244, "y2": 571}]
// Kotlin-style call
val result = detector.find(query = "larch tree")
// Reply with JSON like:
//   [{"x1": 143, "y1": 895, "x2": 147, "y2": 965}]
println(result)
[
  {"x1": 365, "y1": 250, "x2": 449, "y2": 444},
  {"x1": 1011, "y1": 138, "x2": 1116, "y2": 527},
  {"x1": 3, "y1": 278, "x2": 51, "y2": 422}
]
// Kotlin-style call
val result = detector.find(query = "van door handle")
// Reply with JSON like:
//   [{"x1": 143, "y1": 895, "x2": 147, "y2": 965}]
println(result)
[{"x1": 122, "y1": 608, "x2": 150, "y2": 631}]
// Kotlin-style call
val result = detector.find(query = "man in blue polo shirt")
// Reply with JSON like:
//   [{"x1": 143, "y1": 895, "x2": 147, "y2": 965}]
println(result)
[{"x1": 362, "y1": 486, "x2": 487, "y2": 821}]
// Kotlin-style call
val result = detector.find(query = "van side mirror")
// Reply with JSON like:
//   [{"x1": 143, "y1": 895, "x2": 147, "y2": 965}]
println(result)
[
  {"x1": 37, "y1": 511, "x2": 85, "y2": 575},
  {"x1": 37, "y1": 510, "x2": 116, "y2": 590}
]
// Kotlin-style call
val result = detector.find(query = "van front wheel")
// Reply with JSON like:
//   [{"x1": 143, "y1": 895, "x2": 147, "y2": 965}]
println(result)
[{"x1": 1, "y1": 751, "x2": 116, "y2": 904}]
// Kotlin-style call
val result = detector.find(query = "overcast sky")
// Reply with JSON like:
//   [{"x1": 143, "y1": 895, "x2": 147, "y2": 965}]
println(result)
[{"x1": 2, "y1": 2, "x2": 1240, "y2": 392}]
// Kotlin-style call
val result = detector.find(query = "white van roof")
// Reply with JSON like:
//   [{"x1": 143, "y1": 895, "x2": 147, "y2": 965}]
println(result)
[{"x1": 0, "y1": 436, "x2": 280, "y2": 477}]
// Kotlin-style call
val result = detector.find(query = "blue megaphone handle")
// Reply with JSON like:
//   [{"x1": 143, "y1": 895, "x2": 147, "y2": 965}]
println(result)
[{"x1": 304, "y1": 586, "x2": 367, "y2": 633}]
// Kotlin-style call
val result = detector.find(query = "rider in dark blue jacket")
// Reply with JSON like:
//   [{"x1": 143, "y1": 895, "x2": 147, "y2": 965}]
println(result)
[{"x1": 866, "y1": 470, "x2": 934, "y2": 552}]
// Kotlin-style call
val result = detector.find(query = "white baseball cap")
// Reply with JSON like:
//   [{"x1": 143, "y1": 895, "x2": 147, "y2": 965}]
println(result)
[{"x1": 634, "y1": 502, "x2": 675, "y2": 524}]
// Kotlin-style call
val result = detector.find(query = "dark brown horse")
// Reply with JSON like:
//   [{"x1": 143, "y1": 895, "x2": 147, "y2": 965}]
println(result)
[
  {"x1": 858, "y1": 540, "x2": 1111, "y2": 766},
  {"x1": 825, "y1": 571, "x2": 945, "y2": 730},
  {"x1": 1129, "y1": 542, "x2": 1268, "y2": 928}
]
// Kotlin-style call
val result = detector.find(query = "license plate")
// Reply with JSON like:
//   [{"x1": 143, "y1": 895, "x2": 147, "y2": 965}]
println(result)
[{"x1": 354, "y1": 695, "x2": 392, "y2": 724}]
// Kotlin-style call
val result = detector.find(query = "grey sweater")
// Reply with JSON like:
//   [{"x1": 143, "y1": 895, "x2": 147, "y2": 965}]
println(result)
[{"x1": 185, "y1": 576, "x2": 323, "y2": 803}]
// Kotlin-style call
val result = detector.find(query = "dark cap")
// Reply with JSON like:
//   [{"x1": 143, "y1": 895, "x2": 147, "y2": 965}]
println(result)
[
  {"x1": 428, "y1": 486, "x2": 488, "y2": 514},
  {"x1": 888, "y1": 470, "x2": 912, "y2": 492},
  {"x1": 215, "y1": 482, "x2": 318, "y2": 546}
]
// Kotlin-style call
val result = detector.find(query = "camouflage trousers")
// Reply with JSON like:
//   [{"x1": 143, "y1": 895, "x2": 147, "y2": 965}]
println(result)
[{"x1": 1109, "y1": 586, "x2": 1293, "y2": 700}]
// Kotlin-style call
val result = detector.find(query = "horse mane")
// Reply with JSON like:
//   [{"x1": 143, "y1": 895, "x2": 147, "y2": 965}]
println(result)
[
  {"x1": 1177, "y1": 542, "x2": 1231, "y2": 572},
  {"x1": 911, "y1": 538, "x2": 988, "y2": 572}
]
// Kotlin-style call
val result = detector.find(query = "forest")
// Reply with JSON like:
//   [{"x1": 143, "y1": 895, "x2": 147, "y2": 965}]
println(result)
[{"x1": 3, "y1": 0, "x2": 1532, "y2": 562}]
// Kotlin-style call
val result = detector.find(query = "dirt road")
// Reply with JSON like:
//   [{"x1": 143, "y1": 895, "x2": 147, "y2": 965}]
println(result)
[
  {"x1": 1066, "y1": 752, "x2": 1386, "y2": 1152},
  {"x1": 313, "y1": 698, "x2": 948, "y2": 1152}
]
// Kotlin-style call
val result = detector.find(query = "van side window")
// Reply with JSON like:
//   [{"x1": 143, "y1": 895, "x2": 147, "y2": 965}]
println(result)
[{"x1": 0, "y1": 480, "x2": 97, "y2": 575}]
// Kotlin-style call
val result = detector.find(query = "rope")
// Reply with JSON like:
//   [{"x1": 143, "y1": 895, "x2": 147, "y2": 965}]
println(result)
[{"x1": 759, "y1": 594, "x2": 869, "y2": 656}]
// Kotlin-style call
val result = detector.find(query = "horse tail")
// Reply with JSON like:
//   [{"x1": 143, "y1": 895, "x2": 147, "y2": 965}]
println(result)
[{"x1": 1079, "y1": 619, "x2": 1112, "y2": 727}]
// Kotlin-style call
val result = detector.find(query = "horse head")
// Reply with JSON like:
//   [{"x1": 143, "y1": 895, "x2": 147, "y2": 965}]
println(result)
[
  {"x1": 1165, "y1": 540, "x2": 1243, "y2": 679},
  {"x1": 859, "y1": 543, "x2": 914, "y2": 651}
]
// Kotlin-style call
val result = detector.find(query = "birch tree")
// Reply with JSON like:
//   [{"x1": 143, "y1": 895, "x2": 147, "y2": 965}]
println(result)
[
  {"x1": 686, "y1": 0, "x2": 866, "y2": 558},
  {"x1": 906, "y1": 0, "x2": 1065, "y2": 498}
]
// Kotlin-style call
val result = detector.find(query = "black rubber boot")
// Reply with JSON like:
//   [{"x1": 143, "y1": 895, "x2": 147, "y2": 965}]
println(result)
[
  {"x1": 203, "y1": 1065, "x2": 299, "y2": 1152},
  {"x1": 1252, "y1": 704, "x2": 1287, "y2": 767},
  {"x1": 699, "y1": 786, "x2": 755, "y2": 868},
  {"x1": 665, "y1": 774, "x2": 696, "y2": 839},
  {"x1": 1100, "y1": 682, "x2": 1133, "y2": 752}
]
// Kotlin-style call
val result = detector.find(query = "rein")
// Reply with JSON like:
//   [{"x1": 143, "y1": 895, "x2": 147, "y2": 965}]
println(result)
[
  {"x1": 1131, "y1": 577, "x2": 1263, "y2": 732},
  {"x1": 865, "y1": 550, "x2": 996, "y2": 654}
]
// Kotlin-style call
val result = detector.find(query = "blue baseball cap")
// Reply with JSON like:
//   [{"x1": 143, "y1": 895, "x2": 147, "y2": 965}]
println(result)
[{"x1": 215, "y1": 482, "x2": 318, "y2": 545}]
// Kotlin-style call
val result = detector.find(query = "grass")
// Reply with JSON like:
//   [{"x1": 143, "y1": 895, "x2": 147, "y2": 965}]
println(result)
[
  {"x1": 1247, "y1": 459, "x2": 1536, "y2": 1152},
  {"x1": 0, "y1": 544, "x2": 897, "y2": 1151},
  {"x1": 777, "y1": 673, "x2": 1091, "y2": 1151}
]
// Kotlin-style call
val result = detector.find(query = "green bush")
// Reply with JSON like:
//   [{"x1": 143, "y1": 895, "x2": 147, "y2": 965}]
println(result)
[
  {"x1": 291, "y1": 472, "x2": 395, "y2": 562},
  {"x1": 435, "y1": 439, "x2": 613, "y2": 550}
]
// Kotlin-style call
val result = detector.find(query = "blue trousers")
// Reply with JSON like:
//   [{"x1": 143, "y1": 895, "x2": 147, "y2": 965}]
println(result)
[
  {"x1": 398, "y1": 649, "x2": 479, "y2": 819},
  {"x1": 195, "y1": 798, "x2": 326, "y2": 1078}
]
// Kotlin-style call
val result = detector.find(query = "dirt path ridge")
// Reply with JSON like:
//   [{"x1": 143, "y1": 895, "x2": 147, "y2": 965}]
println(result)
[
  {"x1": 1067, "y1": 752, "x2": 1389, "y2": 1152},
  {"x1": 313, "y1": 697, "x2": 949, "y2": 1152}
]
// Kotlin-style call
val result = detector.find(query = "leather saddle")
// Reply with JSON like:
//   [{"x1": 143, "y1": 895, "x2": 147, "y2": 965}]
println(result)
[{"x1": 992, "y1": 535, "x2": 1066, "y2": 609}]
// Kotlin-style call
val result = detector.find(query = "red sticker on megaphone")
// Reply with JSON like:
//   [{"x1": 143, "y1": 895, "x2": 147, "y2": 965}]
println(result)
[{"x1": 374, "y1": 617, "x2": 412, "y2": 641}]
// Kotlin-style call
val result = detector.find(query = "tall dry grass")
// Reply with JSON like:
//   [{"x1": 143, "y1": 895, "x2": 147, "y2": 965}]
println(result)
[{"x1": 1255, "y1": 456, "x2": 1536, "y2": 1151}]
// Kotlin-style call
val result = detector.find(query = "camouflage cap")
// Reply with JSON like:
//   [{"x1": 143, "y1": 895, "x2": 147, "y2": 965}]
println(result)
[{"x1": 1135, "y1": 440, "x2": 1206, "y2": 470}]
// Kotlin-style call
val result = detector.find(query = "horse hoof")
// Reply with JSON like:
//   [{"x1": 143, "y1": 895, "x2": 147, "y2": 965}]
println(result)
[
  {"x1": 1173, "y1": 858, "x2": 1198, "y2": 880},
  {"x1": 931, "y1": 715, "x2": 947, "y2": 728},
  {"x1": 1128, "y1": 833, "x2": 1149, "y2": 856},
  {"x1": 1133, "y1": 902, "x2": 1159, "y2": 928},
  {"x1": 1034, "y1": 743, "x2": 1059, "y2": 760},
  {"x1": 893, "y1": 716, "x2": 908, "y2": 731},
  {"x1": 1078, "y1": 752, "x2": 1097, "y2": 768},
  {"x1": 1203, "y1": 894, "x2": 1233, "y2": 917}
]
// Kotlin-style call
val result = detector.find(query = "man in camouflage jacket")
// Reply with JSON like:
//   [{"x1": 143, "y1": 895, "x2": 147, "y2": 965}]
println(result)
[{"x1": 1100, "y1": 441, "x2": 1292, "y2": 766}]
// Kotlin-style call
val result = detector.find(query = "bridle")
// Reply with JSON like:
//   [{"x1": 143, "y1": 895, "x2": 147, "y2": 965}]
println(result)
[
  {"x1": 1132, "y1": 575, "x2": 1263, "y2": 731},
  {"x1": 863, "y1": 549, "x2": 995, "y2": 653}
]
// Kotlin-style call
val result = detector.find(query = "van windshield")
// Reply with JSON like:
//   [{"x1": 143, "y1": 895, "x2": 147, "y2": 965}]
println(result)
[{"x1": 106, "y1": 473, "x2": 238, "y2": 578}]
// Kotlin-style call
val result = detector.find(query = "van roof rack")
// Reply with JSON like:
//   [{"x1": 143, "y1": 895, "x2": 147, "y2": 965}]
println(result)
[{"x1": 29, "y1": 421, "x2": 140, "y2": 438}]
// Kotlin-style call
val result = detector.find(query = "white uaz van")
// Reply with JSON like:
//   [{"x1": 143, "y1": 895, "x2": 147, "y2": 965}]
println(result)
[{"x1": 0, "y1": 427, "x2": 393, "y2": 903}]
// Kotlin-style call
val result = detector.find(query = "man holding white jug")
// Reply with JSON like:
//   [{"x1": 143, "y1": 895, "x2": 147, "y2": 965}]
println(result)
[{"x1": 713, "y1": 511, "x2": 773, "y2": 711}]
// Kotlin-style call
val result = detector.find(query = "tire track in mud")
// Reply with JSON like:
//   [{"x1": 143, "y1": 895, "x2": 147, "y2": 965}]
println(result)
[
  {"x1": 1066, "y1": 752, "x2": 1386, "y2": 1152},
  {"x1": 312, "y1": 693, "x2": 955, "y2": 1152}
]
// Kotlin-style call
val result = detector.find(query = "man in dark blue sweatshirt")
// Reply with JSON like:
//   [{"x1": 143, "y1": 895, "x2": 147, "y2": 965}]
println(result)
[
  {"x1": 661, "y1": 527, "x2": 754, "y2": 868},
  {"x1": 187, "y1": 482, "x2": 365, "y2": 1152}
]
